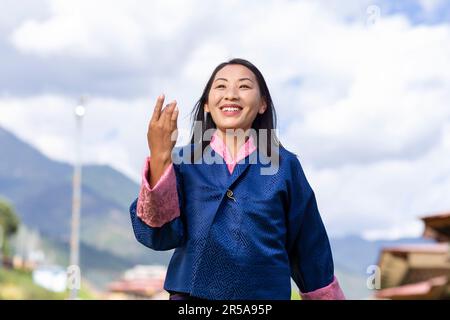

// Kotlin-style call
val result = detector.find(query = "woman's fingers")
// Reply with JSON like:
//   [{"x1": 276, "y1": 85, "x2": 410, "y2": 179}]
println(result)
[
  {"x1": 147, "y1": 94, "x2": 179, "y2": 155},
  {"x1": 170, "y1": 104, "x2": 178, "y2": 129},
  {"x1": 163, "y1": 100, "x2": 177, "y2": 129},
  {"x1": 151, "y1": 94, "x2": 165, "y2": 123},
  {"x1": 159, "y1": 102, "x2": 172, "y2": 124},
  {"x1": 167, "y1": 103, "x2": 178, "y2": 145}
]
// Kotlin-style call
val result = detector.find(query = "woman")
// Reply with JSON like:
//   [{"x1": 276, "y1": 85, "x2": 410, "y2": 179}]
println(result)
[{"x1": 130, "y1": 58, "x2": 345, "y2": 300}]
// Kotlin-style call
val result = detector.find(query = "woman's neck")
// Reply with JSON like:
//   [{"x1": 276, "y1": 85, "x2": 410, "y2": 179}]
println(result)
[{"x1": 216, "y1": 128, "x2": 250, "y2": 160}]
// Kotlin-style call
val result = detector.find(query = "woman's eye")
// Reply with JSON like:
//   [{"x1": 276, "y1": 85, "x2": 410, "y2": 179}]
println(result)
[
  {"x1": 240, "y1": 85, "x2": 250, "y2": 89},
  {"x1": 216, "y1": 84, "x2": 225, "y2": 89}
]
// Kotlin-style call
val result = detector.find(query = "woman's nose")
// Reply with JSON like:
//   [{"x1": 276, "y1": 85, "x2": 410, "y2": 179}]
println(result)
[{"x1": 224, "y1": 87, "x2": 239, "y2": 100}]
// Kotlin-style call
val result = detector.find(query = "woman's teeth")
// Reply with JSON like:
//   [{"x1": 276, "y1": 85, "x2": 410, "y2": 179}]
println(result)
[{"x1": 222, "y1": 107, "x2": 241, "y2": 112}]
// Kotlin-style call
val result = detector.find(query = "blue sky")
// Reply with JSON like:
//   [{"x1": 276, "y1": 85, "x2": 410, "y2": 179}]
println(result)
[
  {"x1": 380, "y1": 0, "x2": 450, "y2": 25},
  {"x1": 0, "y1": 0, "x2": 449, "y2": 240}
]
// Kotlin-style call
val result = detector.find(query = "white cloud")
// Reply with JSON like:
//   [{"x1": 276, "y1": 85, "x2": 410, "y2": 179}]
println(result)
[
  {"x1": 361, "y1": 223, "x2": 425, "y2": 241},
  {"x1": 305, "y1": 120, "x2": 450, "y2": 239},
  {"x1": 281, "y1": 18, "x2": 450, "y2": 167},
  {"x1": 10, "y1": 0, "x2": 196, "y2": 60}
]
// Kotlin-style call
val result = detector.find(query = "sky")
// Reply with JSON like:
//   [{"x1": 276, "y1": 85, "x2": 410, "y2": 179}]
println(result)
[{"x1": 0, "y1": 0, "x2": 449, "y2": 240}]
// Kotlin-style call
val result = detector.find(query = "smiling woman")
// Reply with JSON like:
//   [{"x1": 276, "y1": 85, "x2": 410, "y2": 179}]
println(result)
[
  {"x1": 190, "y1": 59, "x2": 278, "y2": 161},
  {"x1": 129, "y1": 58, "x2": 345, "y2": 300}
]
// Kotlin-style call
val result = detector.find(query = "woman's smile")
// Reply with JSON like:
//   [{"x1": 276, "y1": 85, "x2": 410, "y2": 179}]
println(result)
[{"x1": 220, "y1": 103, "x2": 243, "y2": 117}]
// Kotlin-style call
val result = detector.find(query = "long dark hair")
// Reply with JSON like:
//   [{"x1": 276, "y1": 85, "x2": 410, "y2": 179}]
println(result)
[{"x1": 189, "y1": 58, "x2": 281, "y2": 159}]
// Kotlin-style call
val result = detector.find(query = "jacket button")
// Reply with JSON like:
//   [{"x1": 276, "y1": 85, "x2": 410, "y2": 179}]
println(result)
[{"x1": 226, "y1": 189, "x2": 236, "y2": 202}]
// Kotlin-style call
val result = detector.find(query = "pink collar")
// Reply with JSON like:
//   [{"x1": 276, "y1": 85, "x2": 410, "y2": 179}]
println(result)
[{"x1": 210, "y1": 130, "x2": 257, "y2": 173}]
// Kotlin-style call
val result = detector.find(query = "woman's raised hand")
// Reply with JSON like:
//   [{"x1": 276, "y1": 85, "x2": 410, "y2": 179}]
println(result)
[
  {"x1": 146, "y1": 94, "x2": 179, "y2": 188},
  {"x1": 147, "y1": 94, "x2": 179, "y2": 161}
]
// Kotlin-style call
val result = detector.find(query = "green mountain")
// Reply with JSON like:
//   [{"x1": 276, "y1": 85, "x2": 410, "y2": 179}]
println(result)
[{"x1": 0, "y1": 126, "x2": 172, "y2": 288}]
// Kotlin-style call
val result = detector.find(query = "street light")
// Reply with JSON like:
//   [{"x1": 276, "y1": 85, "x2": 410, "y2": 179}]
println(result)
[
  {"x1": 0, "y1": 225, "x2": 3, "y2": 266},
  {"x1": 69, "y1": 97, "x2": 86, "y2": 299}
]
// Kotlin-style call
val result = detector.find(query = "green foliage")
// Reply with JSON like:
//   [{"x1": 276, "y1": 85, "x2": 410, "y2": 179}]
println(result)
[
  {"x1": 0, "y1": 199, "x2": 20, "y2": 258},
  {"x1": 0, "y1": 268, "x2": 66, "y2": 300},
  {"x1": 0, "y1": 267, "x2": 98, "y2": 300}
]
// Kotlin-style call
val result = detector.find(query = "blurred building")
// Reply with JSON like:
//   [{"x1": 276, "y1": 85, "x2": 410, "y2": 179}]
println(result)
[
  {"x1": 11, "y1": 249, "x2": 45, "y2": 271},
  {"x1": 107, "y1": 265, "x2": 167, "y2": 300},
  {"x1": 375, "y1": 212, "x2": 450, "y2": 299},
  {"x1": 32, "y1": 264, "x2": 67, "y2": 292}
]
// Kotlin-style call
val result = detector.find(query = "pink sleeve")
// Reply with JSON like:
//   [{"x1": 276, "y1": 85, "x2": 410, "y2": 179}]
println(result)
[
  {"x1": 136, "y1": 156, "x2": 181, "y2": 227},
  {"x1": 300, "y1": 276, "x2": 346, "y2": 300}
]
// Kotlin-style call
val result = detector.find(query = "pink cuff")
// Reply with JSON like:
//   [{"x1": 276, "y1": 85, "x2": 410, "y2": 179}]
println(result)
[
  {"x1": 300, "y1": 276, "x2": 346, "y2": 300},
  {"x1": 136, "y1": 157, "x2": 181, "y2": 227}
]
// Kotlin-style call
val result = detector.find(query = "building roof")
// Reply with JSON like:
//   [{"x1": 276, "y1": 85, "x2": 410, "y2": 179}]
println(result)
[
  {"x1": 376, "y1": 243, "x2": 450, "y2": 289},
  {"x1": 421, "y1": 211, "x2": 450, "y2": 242},
  {"x1": 374, "y1": 276, "x2": 448, "y2": 300},
  {"x1": 379, "y1": 243, "x2": 449, "y2": 255},
  {"x1": 374, "y1": 210, "x2": 450, "y2": 299},
  {"x1": 108, "y1": 278, "x2": 165, "y2": 297}
]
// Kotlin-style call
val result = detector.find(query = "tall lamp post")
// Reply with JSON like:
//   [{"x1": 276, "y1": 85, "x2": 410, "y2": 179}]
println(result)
[
  {"x1": 0, "y1": 225, "x2": 3, "y2": 266},
  {"x1": 69, "y1": 98, "x2": 85, "y2": 299}
]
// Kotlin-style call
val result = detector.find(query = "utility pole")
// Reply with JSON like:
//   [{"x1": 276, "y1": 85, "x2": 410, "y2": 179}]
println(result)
[
  {"x1": 69, "y1": 97, "x2": 85, "y2": 299},
  {"x1": 0, "y1": 225, "x2": 3, "y2": 266}
]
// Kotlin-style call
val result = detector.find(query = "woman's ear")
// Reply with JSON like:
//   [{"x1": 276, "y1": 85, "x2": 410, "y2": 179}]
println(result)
[
  {"x1": 204, "y1": 103, "x2": 210, "y2": 113},
  {"x1": 258, "y1": 99, "x2": 267, "y2": 114}
]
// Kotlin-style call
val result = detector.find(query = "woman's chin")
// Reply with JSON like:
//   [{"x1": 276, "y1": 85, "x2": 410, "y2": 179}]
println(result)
[
  {"x1": 217, "y1": 124, "x2": 244, "y2": 131},
  {"x1": 215, "y1": 118, "x2": 250, "y2": 129}
]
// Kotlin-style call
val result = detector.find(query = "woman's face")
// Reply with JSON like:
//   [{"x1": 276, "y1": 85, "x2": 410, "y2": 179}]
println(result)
[{"x1": 205, "y1": 64, "x2": 267, "y2": 132}]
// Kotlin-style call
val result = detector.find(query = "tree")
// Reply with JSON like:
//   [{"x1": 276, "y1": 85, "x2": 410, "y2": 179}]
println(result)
[{"x1": 0, "y1": 199, "x2": 20, "y2": 264}]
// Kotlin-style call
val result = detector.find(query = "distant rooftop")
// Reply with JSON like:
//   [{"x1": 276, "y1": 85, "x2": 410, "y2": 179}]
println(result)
[{"x1": 421, "y1": 211, "x2": 450, "y2": 242}]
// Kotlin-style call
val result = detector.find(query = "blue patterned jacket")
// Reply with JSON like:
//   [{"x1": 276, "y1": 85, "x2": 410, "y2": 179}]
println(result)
[{"x1": 129, "y1": 145, "x2": 335, "y2": 300}]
